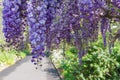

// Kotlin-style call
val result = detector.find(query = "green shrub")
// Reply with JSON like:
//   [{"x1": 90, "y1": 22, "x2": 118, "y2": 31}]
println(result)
[
  {"x1": 60, "y1": 59, "x2": 79, "y2": 80},
  {"x1": 81, "y1": 51, "x2": 120, "y2": 80},
  {"x1": 58, "y1": 35, "x2": 120, "y2": 80},
  {"x1": 60, "y1": 48, "x2": 120, "y2": 80},
  {"x1": 64, "y1": 47, "x2": 78, "y2": 60},
  {"x1": 69, "y1": 47, "x2": 78, "y2": 54}
]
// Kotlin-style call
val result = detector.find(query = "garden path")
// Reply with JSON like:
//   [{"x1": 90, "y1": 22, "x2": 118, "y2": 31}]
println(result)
[{"x1": 0, "y1": 56, "x2": 60, "y2": 80}]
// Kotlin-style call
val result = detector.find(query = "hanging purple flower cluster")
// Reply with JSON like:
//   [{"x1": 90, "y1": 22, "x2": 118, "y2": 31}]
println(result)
[
  {"x1": 2, "y1": 0, "x2": 120, "y2": 65},
  {"x1": 20, "y1": 0, "x2": 28, "y2": 26},
  {"x1": 75, "y1": 0, "x2": 120, "y2": 64},
  {"x1": 78, "y1": 0, "x2": 100, "y2": 40},
  {"x1": 78, "y1": 0, "x2": 120, "y2": 45},
  {"x1": 56, "y1": 0, "x2": 79, "y2": 44},
  {"x1": 112, "y1": 0, "x2": 120, "y2": 8},
  {"x1": 2, "y1": 0, "x2": 24, "y2": 48},
  {"x1": 27, "y1": 0, "x2": 47, "y2": 65},
  {"x1": 45, "y1": 0, "x2": 62, "y2": 50}
]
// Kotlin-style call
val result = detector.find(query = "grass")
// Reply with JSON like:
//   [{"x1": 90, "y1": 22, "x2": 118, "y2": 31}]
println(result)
[
  {"x1": 0, "y1": 52, "x2": 16, "y2": 65},
  {"x1": 0, "y1": 47, "x2": 30, "y2": 65}
]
